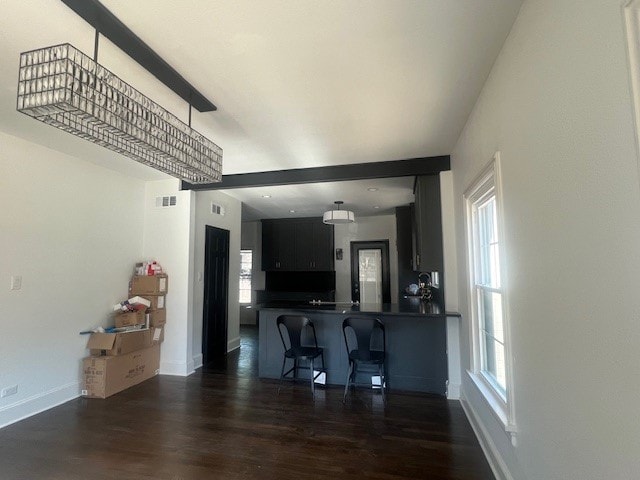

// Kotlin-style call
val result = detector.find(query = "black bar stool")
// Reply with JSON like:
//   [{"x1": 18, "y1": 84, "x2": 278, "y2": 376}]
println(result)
[
  {"x1": 342, "y1": 316, "x2": 386, "y2": 403},
  {"x1": 276, "y1": 315, "x2": 325, "y2": 398}
]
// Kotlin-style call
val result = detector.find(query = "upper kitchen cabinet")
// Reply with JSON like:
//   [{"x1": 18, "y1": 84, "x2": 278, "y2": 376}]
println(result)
[
  {"x1": 413, "y1": 175, "x2": 444, "y2": 273},
  {"x1": 261, "y1": 218, "x2": 334, "y2": 271},
  {"x1": 261, "y1": 219, "x2": 295, "y2": 270}
]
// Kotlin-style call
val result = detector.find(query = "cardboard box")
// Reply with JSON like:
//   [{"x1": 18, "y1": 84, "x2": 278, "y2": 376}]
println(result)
[
  {"x1": 113, "y1": 296, "x2": 151, "y2": 312},
  {"x1": 148, "y1": 309, "x2": 166, "y2": 327},
  {"x1": 86, "y1": 329, "x2": 152, "y2": 356},
  {"x1": 140, "y1": 294, "x2": 165, "y2": 310},
  {"x1": 129, "y1": 274, "x2": 168, "y2": 295},
  {"x1": 151, "y1": 325, "x2": 164, "y2": 345},
  {"x1": 115, "y1": 309, "x2": 146, "y2": 328},
  {"x1": 82, "y1": 345, "x2": 160, "y2": 399}
]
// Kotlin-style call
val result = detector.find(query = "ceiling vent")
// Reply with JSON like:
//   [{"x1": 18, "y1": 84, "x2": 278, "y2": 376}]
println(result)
[
  {"x1": 156, "y1": 196, "x2": 177, "y2": 208},
  {"x1": 211, "y1": 202, "x2": 226, "y2": 216}
]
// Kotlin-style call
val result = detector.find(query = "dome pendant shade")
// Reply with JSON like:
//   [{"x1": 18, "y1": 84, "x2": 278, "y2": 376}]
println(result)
[{"x1": 323, "y1": 201, "x2": 355, "y2": 224}]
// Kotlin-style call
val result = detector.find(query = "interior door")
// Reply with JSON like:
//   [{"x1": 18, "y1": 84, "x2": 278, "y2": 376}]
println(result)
[
  {"x1": 350, "y1": 240, "x2": 391, "y2": 304},
  {"x1": 203, "y1": 225, "x2": 230, "y2": 363}
]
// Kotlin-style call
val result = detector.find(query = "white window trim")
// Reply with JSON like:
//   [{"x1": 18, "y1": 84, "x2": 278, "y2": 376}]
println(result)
[
  {"x1": 623, "y1": 0, "x2": 640, "y2": 184},
  {"x1": 464, "y1": 152, "x2": 517, "y2": 443}
]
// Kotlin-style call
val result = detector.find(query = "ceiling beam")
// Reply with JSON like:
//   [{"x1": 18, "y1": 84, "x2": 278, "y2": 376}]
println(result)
[
  {"x1": 60, "y1": 0, "x2": 217, "y2": 112},
  {"x1": 181, "y1": 156, "x2": 450, "y2": 190}
]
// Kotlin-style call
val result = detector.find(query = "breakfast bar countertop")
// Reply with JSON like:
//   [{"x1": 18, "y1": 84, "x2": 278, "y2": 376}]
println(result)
[{"x1": 255, "y1": 297, "x2": 461, "y2": 318}]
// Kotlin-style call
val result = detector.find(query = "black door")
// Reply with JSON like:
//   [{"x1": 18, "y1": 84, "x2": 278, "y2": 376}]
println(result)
[
  {"x1": 203, "y1": 225, "x2": 230, "y2": 363},
  {"x1": 351, "y1": 240, "x2": 391, "y2": 304}
]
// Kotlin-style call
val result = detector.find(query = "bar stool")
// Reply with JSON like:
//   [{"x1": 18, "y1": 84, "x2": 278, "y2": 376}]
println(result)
[
  {"x1": 276, "y1": 315, "x2": 325, "y2": 398},
  {"x1": 342, "y1": 317, "x2": 386, "y2": 403}
]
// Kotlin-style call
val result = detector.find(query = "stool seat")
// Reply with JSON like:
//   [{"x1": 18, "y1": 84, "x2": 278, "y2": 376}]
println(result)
[
  {"x1": 348, "y1": 349, "x2": 384, "y2": 364},
  {"x1": 284, "y1": 346, "x2": 324, "y2": 359}
]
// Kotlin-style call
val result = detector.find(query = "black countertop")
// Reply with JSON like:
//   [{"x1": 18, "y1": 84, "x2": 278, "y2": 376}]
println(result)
[{"x1": 254, "y1": 297, "x2": 461, "y2": 318}]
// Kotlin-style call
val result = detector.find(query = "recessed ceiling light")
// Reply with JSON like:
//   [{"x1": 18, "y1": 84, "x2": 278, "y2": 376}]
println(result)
[
  {"x1": 262, "y1": 194, "x2": 271, "y2": 198},
  {"x1": 289, "y1": 209, "x2": 296, "y2": 213},
  {"x1": 373, "y1": 206, "x2": 380, "y2": 209},
  {"x1": 367, "y1": 187, "x2": 378, "y2": 192}
]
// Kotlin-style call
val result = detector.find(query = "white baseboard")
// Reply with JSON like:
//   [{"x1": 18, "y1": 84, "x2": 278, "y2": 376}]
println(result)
[
  {"x1": 191, "y1": 340, "x2": 239, "y2": 370},
  {"x1": 193, "y1": 353, "x2": 203, "y2": 369},
  {"x1": 0, "y1": 382, "x2": 80, "y2": 429},
  {"x1": 460, "y1": 392, "x2": 514, "y2": 480},
  {"x1": 227, "y1": 336, "x2": 240, "y2": 352},
  {"x1": 160, "y1": 361, "x2": 195, "y2": 377},
  {"x1": 447, "y1": 382, "x2": 461, "y2": 399}
]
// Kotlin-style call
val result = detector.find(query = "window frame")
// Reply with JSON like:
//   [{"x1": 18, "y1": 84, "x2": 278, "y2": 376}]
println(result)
[
  {"x1": 239, "y1": 249, "x2": 253, "y2": 305},
  {"x1": 464, "y1": 152, "x2": 517, "y2": 440}
]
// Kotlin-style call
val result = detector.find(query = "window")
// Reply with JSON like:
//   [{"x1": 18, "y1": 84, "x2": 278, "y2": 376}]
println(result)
[
  {"x1": 465, "y1": 153, "x2": 516, "y2": 437},
  {"x1": 239, "y1": 250, "x2": 253, "y2": 304}
]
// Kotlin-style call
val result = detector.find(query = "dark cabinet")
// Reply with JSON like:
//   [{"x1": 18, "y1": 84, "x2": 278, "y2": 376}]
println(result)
[
  {"x1": 396, "y1": 205, "x2": 418, "y2": 292},
  {"x1": 294, "y1": 220, "x2": 314, "y2": 270},
  {"x1": 261, "y1": 218, "x2": 334, "y2": 271},
  {"x1": 261, "y1": 220, "x2": 295, "y2": 270},
  {"x1": 311, "y1": 221, "x2": 334, "y2": 270},
  {"x1": 413, "y1": 175, "x2": 444, "y2": 273}
]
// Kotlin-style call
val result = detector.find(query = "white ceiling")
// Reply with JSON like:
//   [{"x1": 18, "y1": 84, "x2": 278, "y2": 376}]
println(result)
[
  {"x1": 227, "y1": 176, "x2": 416, "y2": 221},
  {"x1": 0, "y1": 0, "x2": 522, "y2": 219}
]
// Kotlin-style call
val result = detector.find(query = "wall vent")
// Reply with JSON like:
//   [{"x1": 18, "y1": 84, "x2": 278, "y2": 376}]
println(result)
[
  {"x1": 211, "y1": 202, "x2": 226, "y2": 215},
  {"x1": 156, "y1": 195, "x2": 177, "y2": 208}
]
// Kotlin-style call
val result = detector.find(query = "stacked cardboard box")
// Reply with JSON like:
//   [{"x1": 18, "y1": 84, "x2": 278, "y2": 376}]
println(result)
[
  {"x1": 82, "y1": 329, "x2": 163, "y2": 398},
  {"x1": 129, "y1": 274, "x2": 168, "y2": 329},
  {"x1": 81, "y1": 271, "x2": 169, "y2": 399}
]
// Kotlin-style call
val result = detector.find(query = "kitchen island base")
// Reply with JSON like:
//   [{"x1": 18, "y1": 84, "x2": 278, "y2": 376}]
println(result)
[{"x1": 258, "y1": 306, "x2": 448, "y2": 395}]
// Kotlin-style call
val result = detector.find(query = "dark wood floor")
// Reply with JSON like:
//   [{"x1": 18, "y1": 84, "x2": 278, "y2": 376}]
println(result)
[{"x1": 0, "y1": 326, "x2": 494, "y2": 479}]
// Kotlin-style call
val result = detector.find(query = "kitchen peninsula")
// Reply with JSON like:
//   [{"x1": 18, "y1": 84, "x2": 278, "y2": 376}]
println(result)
[{"x1": 258, "y1": 298, "x2": 459, "y2": 395}]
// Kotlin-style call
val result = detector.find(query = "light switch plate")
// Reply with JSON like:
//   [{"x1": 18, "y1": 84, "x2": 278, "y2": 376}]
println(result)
[{"x1": 10, "y1": 275, "x2": 22, "y2": 290}]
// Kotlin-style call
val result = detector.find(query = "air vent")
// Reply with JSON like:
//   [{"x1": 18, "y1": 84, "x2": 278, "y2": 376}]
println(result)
[
  {"x1": 211, "y1": 202, "x2": 226, "y2": 215},
  {"x1": 155, "y1": 196, "x2": 177, "y2": 208}
]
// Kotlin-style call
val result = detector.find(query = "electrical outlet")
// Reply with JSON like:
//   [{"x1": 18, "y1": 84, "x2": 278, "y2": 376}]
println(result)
[
  {"x1": 10, "y1": 275, "x2": 22, "y2": 291},
  {"x1": 1, "y1": 385, "x2": 18, "y2": 398}
]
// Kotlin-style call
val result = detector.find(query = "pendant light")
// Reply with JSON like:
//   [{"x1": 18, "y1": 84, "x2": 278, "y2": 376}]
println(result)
[{"x1": 323, "y1": 201, "x2": 355, "y2": 224}]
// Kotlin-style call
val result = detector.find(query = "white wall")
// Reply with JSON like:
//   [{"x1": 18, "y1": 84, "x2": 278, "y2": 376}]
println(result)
[
  {"x1": 142, "y1": 180, "x2": 195, "y2": 376},
  {"x1": 451, "y1": 1, "x2": 640, "y2": 478},
  {"x1": 140, "y1": 184, "x2": 242, "y2": 372},
  {"x1": 192, "y1": 190, "x2": 242, "y2": 367},
  {"x1": 440, "y1": 171, "x2": 459, "y2": 311},
  {"x1": 334, "y1": 214, "x2": 399, "y2": 303},
  {"x1": 0, "y1": 131, "x2": 145, "y2": 427},
  {"x1": 440, "y1": 171, "x2": 462, "y2": 400}
]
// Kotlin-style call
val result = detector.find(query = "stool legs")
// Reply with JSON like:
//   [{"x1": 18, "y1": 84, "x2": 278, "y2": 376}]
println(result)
[
  {"x1": 277, "y1": 356, "x2": 287, "y2": 394},
  {"x1": 378, "y1": 364, "x2": 386, "y2": 404},
  {"x1": 310, "y1": 357, "x2": 315, "y2": 398},
  {"x1": 343, "y1": 361, "x2": 353, "y2": 403},
  {"x1": 343, "y1": 361, "x2": 387, "y2": 403}
]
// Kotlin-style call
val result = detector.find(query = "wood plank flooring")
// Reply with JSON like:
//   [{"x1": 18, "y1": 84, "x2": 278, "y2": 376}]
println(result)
[{"x1": 0, "y1": 326, "x2": 494, "y2": 479}]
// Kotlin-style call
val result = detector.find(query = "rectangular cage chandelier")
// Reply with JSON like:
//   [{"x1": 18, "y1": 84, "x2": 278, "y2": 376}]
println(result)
[{"x1": 16, "y1": 43, "x2": 222, "y2": 184}]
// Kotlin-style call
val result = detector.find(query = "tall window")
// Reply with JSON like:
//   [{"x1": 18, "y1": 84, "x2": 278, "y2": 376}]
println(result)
[
  {"x1": 239, "y1": 250, "x2": 253, "y2": 304},
  {"x1": 465, "y1": 154, "x2": 514, "y2": 434},
  {"x1": 472, "y1": 188, "x2": 505, "y2": 394}
]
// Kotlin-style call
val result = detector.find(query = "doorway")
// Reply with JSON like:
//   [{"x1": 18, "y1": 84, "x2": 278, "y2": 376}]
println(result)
[
  {"x1": 350, "y1": 240, "x2": 391, "y2": 304},
  {"x1": 203, "y1": 225, "x2": 230, "y2": 363}
]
